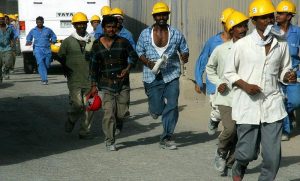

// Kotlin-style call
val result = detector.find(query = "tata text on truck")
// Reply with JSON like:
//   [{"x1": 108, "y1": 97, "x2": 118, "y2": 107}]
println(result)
[{"x1": 18, "y1": 0, "x2": 109, "y2": 74}]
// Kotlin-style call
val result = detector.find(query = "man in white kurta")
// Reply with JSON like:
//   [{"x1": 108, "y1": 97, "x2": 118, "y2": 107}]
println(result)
[
  {"x1": 224, "y1": 1, "x2": 295, "y2": 180},
  {"x1": 206, "y1": 10, "x2": 249, "y2": 176}
]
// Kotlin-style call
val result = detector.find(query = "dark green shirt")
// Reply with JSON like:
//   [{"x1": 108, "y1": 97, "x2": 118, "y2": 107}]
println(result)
[
  {"x1": 91, "y1": 36, "x2": 138, "y2": 92},
  {"x1": 58, "y1": 36, "x2": 91, "y2": 89}
]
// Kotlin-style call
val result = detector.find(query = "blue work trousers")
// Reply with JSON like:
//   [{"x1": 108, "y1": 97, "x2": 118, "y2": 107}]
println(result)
[
  {"x1": 282, "y1": 83, "x2": 300, "y2": 134},
  {"x1": 34, "y1": 47, "x2": 52, "y2": 81},
  {"x1": 144, "y1": 75, "x2": 179, "y2": 141}
]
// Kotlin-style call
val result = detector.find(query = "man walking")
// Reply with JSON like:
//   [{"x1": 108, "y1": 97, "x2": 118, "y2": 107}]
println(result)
[
  {"x1": 0, "y1": 12, "x2": 14, "y2": 83},
  {"x1": 58, "y1": 12, "x2": 95, "y2": 139},
  {"x1": 275, "y1": 0, "x2": 300, "y2": 141},
  {"x1": 194, "y1": 8, "x2": 234, "y2": 135},
  {"x1": 26, "y1": 16, "x2": 57, "y2": 85},
  {"x1": 206, "y1": 10, "x2": 249, "y2": 176},
  {"x1": 224, "y1": 1, "x2": 294, "y2": 180},
  {"x1": 88, "y1": 16, "x2": 138, "y2": 151},
  {"x1": 136, "y1": 2, "x2": 189, "y2": 150}
]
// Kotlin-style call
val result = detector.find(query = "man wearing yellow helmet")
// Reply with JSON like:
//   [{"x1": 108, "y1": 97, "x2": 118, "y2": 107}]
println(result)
[
  {"x1": 89, "y1": 15, "x2": 100, "y2": 37},
  {"x1": 136, "y1": 2, "x2": 189, "y2": 150},
  {"x1": 93, "y1": 6, "x2": 111, "y2": 39},
  {"x1": 0, "y1": 12, "x2": 15, "y2": 82},
  {"x1": 195, "y1": 8, "x2": 234, "y2": 136},
  {"x1": 275, "y1": 0, "x2": 300, "y2": 141},
  {"x1": 224, "y1": 0, "x2": 294, "y2": 180},
  {"x1": 58, "y1": 12, "x2": 96, "y2": 140},
  {"x1": 94, "y1": 7, "x2": 135, "y2": 51},
  {"x1": 206, "y1": 10, "x2": 249, "y2": 177},
  {"x1": 8, "y1": 14, "x2": 19, "y2": 73}
]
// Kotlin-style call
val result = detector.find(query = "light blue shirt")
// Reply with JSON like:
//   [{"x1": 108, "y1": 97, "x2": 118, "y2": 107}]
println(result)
[
  {"x1": 26, "y1": 26, "x2": 57, "y2": 48},
  {"x1": 0, "y1": 26, "x2": 14, "y2": 52},
  {"x1": 194, "y1": 32, "x2": 224, "y2": 95},
  {"x1": 136, "y1": 26, "x2": 189, "y2": 84}
]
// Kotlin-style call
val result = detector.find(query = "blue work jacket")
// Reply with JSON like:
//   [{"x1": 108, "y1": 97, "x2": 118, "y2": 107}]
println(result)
[{"x1": 26, "y1": 26, "x2": 57, "y2": 48}]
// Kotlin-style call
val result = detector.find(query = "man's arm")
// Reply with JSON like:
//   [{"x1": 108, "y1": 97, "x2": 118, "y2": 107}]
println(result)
[
  {"x1": 25, "y1": 29, "x2": 33, "y2": 46},
  {"x1": 206, "y1": 47, "x2": 227, "y2": 94},
  {"x1": 194, "y1": 41, "x2": 210, "y2": 92},
  {"x1": 49, "y1": 29, "x2": 57, "y2": 43}
]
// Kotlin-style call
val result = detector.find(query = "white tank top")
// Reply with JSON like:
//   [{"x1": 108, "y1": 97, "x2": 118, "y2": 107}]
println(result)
[{"x1": 151, "y1": 27, "x2": 170, "y2": 57}]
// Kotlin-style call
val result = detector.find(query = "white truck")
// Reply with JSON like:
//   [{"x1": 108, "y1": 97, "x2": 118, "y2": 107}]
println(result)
[{"x1": 18, "y1": 0, "x2": 109, "y2": 73}]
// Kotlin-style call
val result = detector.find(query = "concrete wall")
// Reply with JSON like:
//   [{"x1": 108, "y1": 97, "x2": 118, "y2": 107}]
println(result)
[{"x1": 111, "y1": 0, "x2": 300, "y2": 79}]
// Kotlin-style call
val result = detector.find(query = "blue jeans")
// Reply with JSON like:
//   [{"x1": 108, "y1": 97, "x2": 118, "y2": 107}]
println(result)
[
  {"x1": 282, "y1": 83, "x2": 300, "y2": 134},
  {"x1": 34, "y1": 47, "x2": 52, "y2": 82},
  {"x1": 144, "y1": 76, "x2": 179, "y2": 141}
]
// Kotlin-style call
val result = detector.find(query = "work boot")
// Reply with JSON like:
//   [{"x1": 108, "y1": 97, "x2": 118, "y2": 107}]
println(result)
[
  {"x1": 208, "y1": 119, "x2": 219, "y2": 135},
  {"x1": 214, "y1": 149, "x2": 226, "y2": 173},
  {"x1": 106, "y1": 142, "x2": 117, "y2": 151},
  {"x1": 159, "y1": 139, "x2": 177, "y2": 150}
]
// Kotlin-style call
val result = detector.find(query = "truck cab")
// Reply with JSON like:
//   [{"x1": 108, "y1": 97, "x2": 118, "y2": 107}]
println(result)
[{"x1": 18, "y1": 0, "x2": 109, "y2": 73}]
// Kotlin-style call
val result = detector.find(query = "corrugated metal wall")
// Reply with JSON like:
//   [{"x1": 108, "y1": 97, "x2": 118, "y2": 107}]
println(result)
[
  {"x1": 111, "y1": 0, "x2": 300, "y2": 79},
  {"x1": 0, "y1": 0, "x2": 18, "y2": 14}
]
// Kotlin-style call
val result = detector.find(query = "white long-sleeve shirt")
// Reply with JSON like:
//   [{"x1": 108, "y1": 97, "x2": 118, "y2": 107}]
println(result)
[
  {"x1": 224, "y1": 30, "x2": 291, "y2": 125},
  {"x1": 206, "y1": 40, "x2": 233, "y2": 107}
]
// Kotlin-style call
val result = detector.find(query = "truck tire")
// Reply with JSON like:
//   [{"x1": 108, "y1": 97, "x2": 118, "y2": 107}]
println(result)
[{"x1": 23, "y1": 52, "x2": 37, "y2": 74}]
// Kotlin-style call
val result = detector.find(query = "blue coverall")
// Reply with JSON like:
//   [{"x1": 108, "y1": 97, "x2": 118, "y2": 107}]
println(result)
[
  {"x1": 194, "y1": 32, "x2": 224, "y2": 95},
  {"x1": 26, "y1": 26, "x2": 57, "y2": 82},
  {"x1": 280, "y1": 24, "x2": 300, "y2": 135}
]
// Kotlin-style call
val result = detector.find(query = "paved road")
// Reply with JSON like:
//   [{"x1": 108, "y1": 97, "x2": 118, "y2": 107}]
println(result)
[{"x1": 0, "y1": 57, "x2": 299, "y2": 181}]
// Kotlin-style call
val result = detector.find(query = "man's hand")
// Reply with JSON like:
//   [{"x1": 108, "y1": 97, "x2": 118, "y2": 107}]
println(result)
[
  {"x1": 284, "y1": 71, "x2": 297, "y2": 83},
  {"x1": 86, "y1": 85, "x2": 98, "y2": 98},
  {"x1": 217, "y1": 83, "x2": 228, "y2": 94},
  {"x1": 180, "y1": 53, "x2": 189, "y2": 64},
  {"x1": 117, "y1": 68, "x2": 129, "y2": 79},
  {"x1": 195, "y1": 84, "x2": 202, "y2": 94},
  {"x1": 244, "y1": 84, "x2": 262, "y2": 95},
  {"x1": 147, "y1": 61, "x2": 155, "y2": 70}
]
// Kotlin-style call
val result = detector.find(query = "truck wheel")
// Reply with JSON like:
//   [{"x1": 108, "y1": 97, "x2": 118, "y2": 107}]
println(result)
[{"x1": 23, "y1": 52, "x2": 37, "y2": 74}]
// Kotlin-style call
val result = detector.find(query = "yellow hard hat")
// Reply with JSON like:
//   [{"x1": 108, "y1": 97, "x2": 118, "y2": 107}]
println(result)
[
  {"x1": 15, "y1": 14, "x2": 18, "y2": 17},
  {"x1": 101, "y1": 6, "x2": 111, "y2": 16},
  {"x1": 111, "y1": 8, "x2": 124, "y2": 16},
  {"x1": 51, "y1": 44, "x2": 60, "y2": 53},
  {"x1": 220, "y1": 8, "x2": 235, "y2": 23},
  {"x1": 90, "y1": 15, "x2": 100, "y2": 22},
  {"x1": 0, "y1": 13, "x2": 4, "y2": 18},
  {"x1": 276, "y1": 0, "x2": 296, "y2": 14},
  {"x1": 152, "y1": 2, "x2": 170, "y2": 15},
  {"x1": 8, "y1": 14, "x2": 17, "y2": 21},
  {"x1": 249, "y1": 0, "x2": 276, "y2": 17},
  {"x1": 72, "y1": 12, "x2": 88, "y2": 23},
  {"x1": 225, "y1": 10, "x2": 249, "y2": 31}
]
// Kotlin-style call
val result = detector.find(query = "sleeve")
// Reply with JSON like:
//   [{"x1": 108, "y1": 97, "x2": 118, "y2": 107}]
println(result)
[
  {"x1": 26, "y1": 29, "x2": 33, "y2": 44},
  {"x1": 126, "y1": 31, "x2": 136, "y2": 50},
  {"x1": 136, "y1": 30, "x2": 146, "y2": 57},
  {"x1": 194, "y1": 40, "x2": 211, "y2": 89},
  {"x1": 206, "y1": 47, "x2": 224, "y2": 87},
  {"x1": 94, "y1": 24, "x2": 103, "y2": 39},
  {"x1": 50, "y1": 29, "x2": 57, "y2": 43},
  {"x1": 126, "y1": 40, "x2": 138, "y2": 67},
  {"x1": 224, "y1": 43, "x2": 242, "y2": 87},
  {"x1": 90, "y1": 41, "x2": 100, "y2": 83},
  {"x1": 279, "y1": 43, "x2": 292, "y2": 82},
  {"x1": 178, "y1": 32, "x2": 189, "y2": 54},
  {"x1": 58, "y1": 39, "x2": 67, "y2": 59}
]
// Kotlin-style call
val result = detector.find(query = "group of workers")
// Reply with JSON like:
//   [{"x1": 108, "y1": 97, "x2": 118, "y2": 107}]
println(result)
[
  {"x1": 1, "y1": 0, "x2": 299, "y2": 180},
  {"x1": 194, "y1": 0, "x2": 300, "y2": 180}
]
